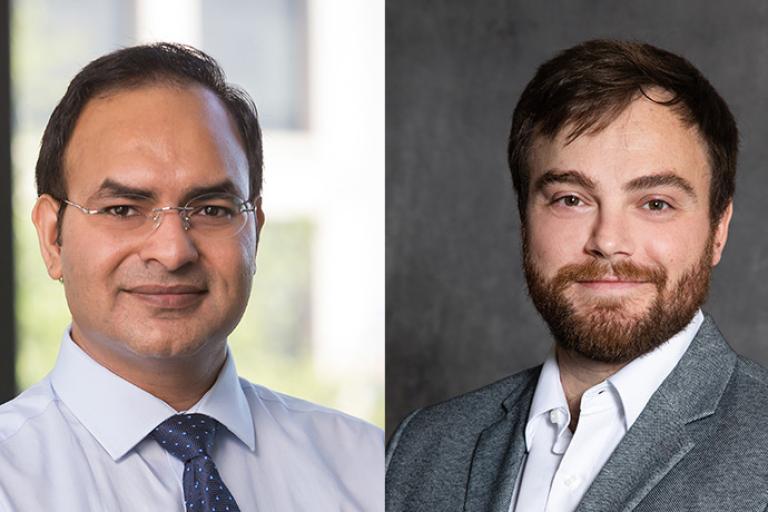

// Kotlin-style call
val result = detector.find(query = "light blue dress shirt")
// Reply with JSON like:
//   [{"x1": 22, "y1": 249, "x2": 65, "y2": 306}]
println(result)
[{"x1": 0, "y1": 330, "x2": 384, "y2": 511}]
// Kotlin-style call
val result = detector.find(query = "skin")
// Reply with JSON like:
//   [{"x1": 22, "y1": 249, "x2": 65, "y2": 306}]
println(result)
[
  {"x1": 32, "y1": 83, "x2": 265, "y2": 411},
  {"x1": 525, "y1": 93, "x2": 732, "y2": 429}
]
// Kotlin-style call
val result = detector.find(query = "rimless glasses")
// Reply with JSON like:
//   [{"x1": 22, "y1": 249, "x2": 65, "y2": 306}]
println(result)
[{"x1": 61, "y1": 192, "x2": 258, "y2": 239}]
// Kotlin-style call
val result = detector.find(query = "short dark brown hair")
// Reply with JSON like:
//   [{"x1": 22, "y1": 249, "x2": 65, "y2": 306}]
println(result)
[
  {"x1": 36, "y1": 42, "x2": 263, "y2": 239},
  {"x1": 508, "y1": 39, "x2": 738, "y2": 225}
]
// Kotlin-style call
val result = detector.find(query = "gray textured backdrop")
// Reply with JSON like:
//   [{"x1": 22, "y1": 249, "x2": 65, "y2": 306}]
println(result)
[{"x1": 386, "y1": 0, "x2": 768, "y2": 436}]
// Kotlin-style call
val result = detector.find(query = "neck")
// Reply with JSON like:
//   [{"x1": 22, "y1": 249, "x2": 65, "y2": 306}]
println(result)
[
  {"x1": 555, "y1": 345, "x2": 626, "y2": 432},
  {"x1": 123, "y1": 354, "x2": 226, "y2": 411},
  {"x1": 69, "y1": 326, "x2": 226, "y2": 411}
]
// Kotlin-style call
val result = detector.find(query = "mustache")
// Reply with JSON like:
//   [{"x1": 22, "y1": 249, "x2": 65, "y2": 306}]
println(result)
[
  {"x1": 551, "y1": 259, "x2": 667, "y2": 290},
  {"x1": 119, "y1": 273, "x2": 209, "y2": 292}
]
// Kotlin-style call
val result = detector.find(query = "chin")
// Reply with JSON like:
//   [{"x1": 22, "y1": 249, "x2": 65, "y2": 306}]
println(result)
[{"x1": 121, "y1": 325, "x2": 218, "y2": 360}]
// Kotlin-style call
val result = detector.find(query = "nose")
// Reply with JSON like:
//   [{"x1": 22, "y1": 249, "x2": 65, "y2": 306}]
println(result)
[
  {"x1": 584, "y1": 208, "x2": 634, "y2": 260},
  {"x1": 138, "y1": 209, "x2": 199, "y2": 271}
]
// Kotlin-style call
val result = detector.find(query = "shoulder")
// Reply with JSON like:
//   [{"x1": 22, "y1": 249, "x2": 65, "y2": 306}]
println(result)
[
  {"x1": 387, "y1": 366, "x2": 539, "y2": 473},
  {"x1": 734, "y1": 355, "x2": 768, "y2": 385},
  {"x1": 0, "y1": 378, "x2": 59, "y2": 447},
  {"x1": 238, "y1": 377, "x2": 383, "y2": 446},
  {"x1": 728, "y1": 355, "x2": 768, "y2": 407},
  {"x1": 237, "y1": 378, "x2": 383, "y2": 506},
  {"x1": 701, "y1": 313, "x2": 768, "y2": 409},
  {"x1": 392, "y1": 367, "x2": 539, "y2": 444},
  {"x1": 385, "y1": 367, "x2": 538, "y2": 510},
  {"x1": 684, "y1": 323, "x2": 768, "y2": 450},
  {"x1": 687, "y1": 314, "x2": 768, "y2": 415}
]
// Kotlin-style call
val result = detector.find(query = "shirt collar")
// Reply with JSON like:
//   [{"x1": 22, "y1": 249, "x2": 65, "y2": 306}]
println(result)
[
  {"x1": 185, "y1": 348, "x2": 256, "y2": 452},
  {"x1": 608, "y1": 309, "x2": 703, "y2": 429},
  {"x1": 525, "y1": 351, "x2": 570, "y2": 450},
  {"x1": 50, "y1": 328, "x2": 256, "y2": 461},
  {"x1": 524, "y1": 309, "x2": 704, "y2": 448}
]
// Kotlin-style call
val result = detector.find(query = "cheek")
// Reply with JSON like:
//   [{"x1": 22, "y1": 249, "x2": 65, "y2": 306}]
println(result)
[
  {"x1": 59, "y1": 238, "x2": 131, "y2": 322},
  {"x1": 526, "y1": 214, "x2": 592, "y2": 275},
  {"x1": 236, "y1": 231, "x2": 257, "y2": 275},
  {"x1": 60, "y1": 231, "x2": 126, "y2": 285},
  {"x1": 206, "y1": 241, "x2": 254, "y2": 293},
  {"x1": 642, "y1": 234, "x2": 678, "y2": 265},
  {"x1": 635, "y1": 215, "x2": 715, "y2": 286},
  {"x1": 641, "y1": 229, "x2": 704, "y2": 272},
  {"x1": 238, "y1": 225, "x2": 258, "y2": 257}
]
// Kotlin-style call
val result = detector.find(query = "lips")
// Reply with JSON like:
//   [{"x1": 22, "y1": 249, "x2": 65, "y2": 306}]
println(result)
[
  {"x1": 123, "y1": 284, "x2": 208, "y2": 309},
  {"x1": 127, "y1": 285, "x2": 206, "y2": 294},
  {"x1": 577, "y1": 277, "x2": 648, "y2": 284},
  {"x1": 575, "y1": 278, "x2": 651, "y2": 292},
  {"x1": 578, "y1": 280, "x2": 647, "y2": 285}
]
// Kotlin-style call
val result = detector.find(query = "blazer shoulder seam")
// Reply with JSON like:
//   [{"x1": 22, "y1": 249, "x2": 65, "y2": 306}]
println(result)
[
  {"x1": 735, "y1": 355, "x2": 768, "y2": 387},
  {"x1": 386, "y1": 407, "x2": 422, "y2": 472}
]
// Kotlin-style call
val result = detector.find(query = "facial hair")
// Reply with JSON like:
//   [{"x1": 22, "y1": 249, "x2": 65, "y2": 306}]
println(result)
[{"x1": 523, "y1": 233, "x2": 714, "y2": 364}]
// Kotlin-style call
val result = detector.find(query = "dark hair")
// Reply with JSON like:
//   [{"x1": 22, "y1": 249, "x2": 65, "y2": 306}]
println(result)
[
  {"x1": 508, "y1": 39, "x2": 738, "y2": 225},
  {"x1": 36, "y1": 42, "x2": 263, "y2": 239}
]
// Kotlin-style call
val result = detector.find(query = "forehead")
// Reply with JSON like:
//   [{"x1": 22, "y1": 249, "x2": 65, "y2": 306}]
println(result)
[
  {"x1": 63, "y1": 83, "x2": 249, "y2": 199},
  {"x1": 528, "y1": 96, "x2": 711, "y2": 191}
]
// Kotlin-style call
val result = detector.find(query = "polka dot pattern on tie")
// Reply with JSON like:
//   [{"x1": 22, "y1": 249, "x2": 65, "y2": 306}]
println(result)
[{"x1": 151, "y1": 413, "x2": 241, "y2": 512}]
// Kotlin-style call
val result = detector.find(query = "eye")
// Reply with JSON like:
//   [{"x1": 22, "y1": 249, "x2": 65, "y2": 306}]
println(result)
[
  {"x1": 102, "y1": 205, "x2": 140, "y2": 217},
  {"x1": 643, "y1": 199, "x2": 672, "y2": 212},
  {"x1": 553, "y1": 195, "x2": 583, "y2": 207},
  {"x1": 196, "y1": 204, "x2": 235, "y2": 218},
  {"x1": 187, "y1": 194, "x2": 242, "y2": 222}
]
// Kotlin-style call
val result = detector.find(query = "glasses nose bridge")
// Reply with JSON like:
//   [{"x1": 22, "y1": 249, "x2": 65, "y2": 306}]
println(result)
[{"x1": 151, "y1": 204, "x2": 194, "y2": 232}]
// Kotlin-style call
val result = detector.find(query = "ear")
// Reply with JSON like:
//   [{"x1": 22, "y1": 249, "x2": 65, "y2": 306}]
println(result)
[
  {"x1": 248, "y1": 197, "x2": 265, "y2": 278},
  {"x1": 31, "y1": 194, "x2": 64, "y2": 280},
  {"x1": 254, "y1": 196, "x2": 265, "y2": 246},
  {"x1": 710, "y1": 201, "x2": 733, "y2": 267}
]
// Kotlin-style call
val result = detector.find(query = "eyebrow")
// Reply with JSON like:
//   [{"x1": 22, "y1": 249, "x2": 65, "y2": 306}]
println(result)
[
  {"x1": 533, "y1": 170, "x2": 597, "y2": 192},
  {"x1": 89, "y1": 179, "x2": 157, "y2": 202},
  {"x1": 88, "y1": 178, "x2": 245, "y2": 204},
  {"x1": 623, "y1": 173, "x2": 697, "y2": 199},
  {"x1": 181, "y1": 180, "x2": 243, "y2": 203},
  {"x1": 533, "y1": 169, "x2": 697, "y2": 200}
]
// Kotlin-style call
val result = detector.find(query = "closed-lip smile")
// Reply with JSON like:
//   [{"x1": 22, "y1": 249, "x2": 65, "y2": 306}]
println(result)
[
  {"x1": 576, "y1": 278, "x2": 649, "y2": 291},
  {"x1": 127, "y1": 284, "x2": 206, "y2": 294},
  {"x1": 123, "y1": 284, "x2": 208, "y2": 309}
]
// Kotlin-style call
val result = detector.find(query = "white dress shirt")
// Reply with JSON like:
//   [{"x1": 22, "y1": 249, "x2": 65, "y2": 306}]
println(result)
[
  {"x1": 0, "y1": 330, "x2": 384, "y2": 511},
  {"x1": 511, "y1": 310, "x2": 704, "y2": 512}
]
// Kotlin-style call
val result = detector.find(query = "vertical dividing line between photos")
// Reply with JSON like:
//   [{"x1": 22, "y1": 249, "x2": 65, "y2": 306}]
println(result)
[{"x1": 0, "y1": 0, "x2": 16, "y2": 402}]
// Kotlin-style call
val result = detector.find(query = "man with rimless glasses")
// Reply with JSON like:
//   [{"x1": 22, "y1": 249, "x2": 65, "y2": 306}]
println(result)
[{"x1": 0, "y1": 43, "x2": 383, "y2": 511}]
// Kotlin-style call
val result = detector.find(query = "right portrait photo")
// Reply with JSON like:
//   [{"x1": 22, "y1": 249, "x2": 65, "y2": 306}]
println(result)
[{"x1": 385, "y1": 1, "x2": 768, "y2": 511}]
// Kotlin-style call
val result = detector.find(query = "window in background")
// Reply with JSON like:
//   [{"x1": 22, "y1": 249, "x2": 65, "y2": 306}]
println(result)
[{"x1": 11, "y1": 0, "x2": 383, "y2": 426}]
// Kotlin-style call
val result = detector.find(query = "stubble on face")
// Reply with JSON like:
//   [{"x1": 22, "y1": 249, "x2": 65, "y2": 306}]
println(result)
[{"x1": 523, "y1": 230, "x2": 714, "y2": 364}]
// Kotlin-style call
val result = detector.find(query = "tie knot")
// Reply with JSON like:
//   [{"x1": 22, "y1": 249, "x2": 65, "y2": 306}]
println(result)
[{"x1": 151, "y1": 413, "x2": 218, "y2": 462}]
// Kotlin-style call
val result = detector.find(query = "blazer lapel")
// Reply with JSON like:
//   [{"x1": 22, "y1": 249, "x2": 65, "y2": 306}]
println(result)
[
  {"x1": 575, "y1": 315, "x2": 737, "y2": 512},
  {"x1": 574, "y1": 397, "x2": 695, "y2": 512},
  {"x1": 464, "y1": 373, "x2": 537, "y2": 512}
]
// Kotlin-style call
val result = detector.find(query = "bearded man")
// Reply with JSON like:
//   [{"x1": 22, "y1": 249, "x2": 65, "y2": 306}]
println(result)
[{"x1": 385, "y1": 39, "x2": 768, "y2": 512}]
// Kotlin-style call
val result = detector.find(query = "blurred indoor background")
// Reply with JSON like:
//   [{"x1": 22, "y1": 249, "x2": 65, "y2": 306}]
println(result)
[{"x1": 9, "y1": 0, "x2": 383, "y2": 426}]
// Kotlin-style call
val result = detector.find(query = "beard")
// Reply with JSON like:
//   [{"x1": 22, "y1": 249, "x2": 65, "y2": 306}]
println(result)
[{"x1": 523, "y1": 233, "x2": 714, "y2": 364}]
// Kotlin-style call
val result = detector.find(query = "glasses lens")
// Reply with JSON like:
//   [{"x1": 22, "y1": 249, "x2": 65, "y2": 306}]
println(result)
[
  {"x1": 186, "y1": 194, "x2": 248, "y2": 238},
  {"x1": 88, "y1": 203, "x2": 150, "y2": 233}
]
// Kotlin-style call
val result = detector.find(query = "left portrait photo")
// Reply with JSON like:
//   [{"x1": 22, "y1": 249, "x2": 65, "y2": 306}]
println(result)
[{"x1": 0, "y1": 1, "x2": 384, "y2": 510}]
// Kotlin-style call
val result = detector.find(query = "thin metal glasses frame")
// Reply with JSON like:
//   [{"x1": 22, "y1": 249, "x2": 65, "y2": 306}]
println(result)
[{"x1": 61, "y1": 194, "x2": 259, "y2": 238}]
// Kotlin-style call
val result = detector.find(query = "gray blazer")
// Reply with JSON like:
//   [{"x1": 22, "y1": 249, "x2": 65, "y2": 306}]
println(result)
[{"x1": 386, "y1": 314, "x2": 768, "y2": 511}]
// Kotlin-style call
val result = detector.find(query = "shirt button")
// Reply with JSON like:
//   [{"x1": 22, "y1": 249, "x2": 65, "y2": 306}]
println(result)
[
  {"x1": 549, "y1": 409, "x2": 563, "y2": 425},
  {"x1": 563, "y1": 475, "x2": 582, "y2": 489}
]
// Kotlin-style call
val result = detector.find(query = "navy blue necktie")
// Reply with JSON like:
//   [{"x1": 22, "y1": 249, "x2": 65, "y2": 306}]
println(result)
[{"x1": 152, "y1": 413, "x2": 241, "y2": 512}]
